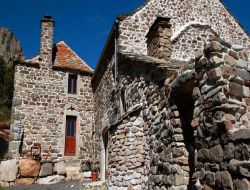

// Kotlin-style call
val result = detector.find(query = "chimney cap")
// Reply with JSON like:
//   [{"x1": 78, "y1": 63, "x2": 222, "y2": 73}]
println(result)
[
  {"x1": 43, "y1": 15, "x2": 53, "y2": 20},
  {"x1": 41, "y1": 15, "x2": 55, "y2": 26},
  {"x1": 146, "y1": 17, "x2": 171, "y2": 38}
]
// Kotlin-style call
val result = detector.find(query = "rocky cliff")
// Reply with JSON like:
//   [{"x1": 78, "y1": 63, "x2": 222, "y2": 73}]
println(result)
[
  {"x1": 0, "y1": 28, "x2": 24, "y2": 64},
  {"x1": 0, "y1": 28, "x2": 24, "y2": 146},
  {"x1": 0, "y1": 27, "x2": 24, "y2": 121}
]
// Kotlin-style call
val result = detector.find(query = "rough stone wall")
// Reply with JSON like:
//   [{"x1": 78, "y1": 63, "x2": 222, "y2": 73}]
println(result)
[
  {"x1": 171, "y1": 27, "x2": 216, "y2": 61},
  {"x1": 106, "y1": 60, "x2": 168, "y2": 189},
  {"x1": 118, "y1": 0, "x2": 250, "y2": 61},
  {"x1": 9, "y1": 64, "x2": 94, "y2": 161},
  {"x1": 147, "y1": 40, "x2": 250, "y2": 190},
  {"x1": 108, "y1": 115, "x2": 146, "y2": 190},
  {"x1": 105, "y1": 38, "x2": 250, "y2": 189},
  {"x1": 191, "y1": 41, "x2": 250, "y2": 190},
  {"x1": 93, "y1": 55, "x2": 118, "y2": 163}
]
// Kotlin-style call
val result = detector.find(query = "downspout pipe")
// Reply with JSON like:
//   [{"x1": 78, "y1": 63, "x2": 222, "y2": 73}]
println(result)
[{"x1": 114, "y1": 20, "x2": 118, "y2": 85}]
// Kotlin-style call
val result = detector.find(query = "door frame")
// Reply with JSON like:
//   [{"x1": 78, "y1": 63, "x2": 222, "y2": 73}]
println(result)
[
  {"x1": 65, "y1": 115, "x2": 77, "y2": 156},
  {"x1": 62, "y1": 110, "x2": 80, "y2": 157}
]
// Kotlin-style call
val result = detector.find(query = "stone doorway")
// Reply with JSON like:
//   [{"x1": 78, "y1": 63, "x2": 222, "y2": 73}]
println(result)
[
  {"x1": 171, "y1": 79, "x2": 196, "y2": 189},
  {"x1": 103, "y1": 131, "x2": 109, "y2": 180},
  {"x1": 100, "y1": 126, "x2": 109, "y2": 181}
]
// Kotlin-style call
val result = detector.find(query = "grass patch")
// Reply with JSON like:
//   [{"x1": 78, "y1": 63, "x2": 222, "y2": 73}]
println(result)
[{"x1": 82, "y1": 182, "x2": 108, "y2": 190}]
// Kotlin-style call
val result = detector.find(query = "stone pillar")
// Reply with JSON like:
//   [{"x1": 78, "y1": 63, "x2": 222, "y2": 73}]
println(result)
[
  {"x1": 146, "y1": 17, "x2": 172, "y2": 61},
  {"x1": 40, "y1": 15, "x2": 55, "y2": 65}
]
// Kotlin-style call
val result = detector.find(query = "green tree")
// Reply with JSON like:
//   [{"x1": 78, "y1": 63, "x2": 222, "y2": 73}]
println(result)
[{"x1": 0, "y1": 56, "x2": 14, "y2": 121}]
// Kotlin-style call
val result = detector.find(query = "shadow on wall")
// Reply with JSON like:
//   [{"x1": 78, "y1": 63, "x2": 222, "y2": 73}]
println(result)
[
  {"x1": 0, "y1": 138, "x2": 8, "y2": 160},
  {"x1": 171, "y1": 79, "x2": 196, "y2": 189}
]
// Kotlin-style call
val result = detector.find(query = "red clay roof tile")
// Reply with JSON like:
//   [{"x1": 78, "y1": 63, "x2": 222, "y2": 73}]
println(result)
[{"x1": 54, "y1": 41, "x2": 93, "y2": 73}]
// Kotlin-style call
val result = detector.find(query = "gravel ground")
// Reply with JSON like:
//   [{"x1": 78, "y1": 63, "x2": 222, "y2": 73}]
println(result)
[{"x1": 6, "y1": 181, "x2": 83, "y2": 190}]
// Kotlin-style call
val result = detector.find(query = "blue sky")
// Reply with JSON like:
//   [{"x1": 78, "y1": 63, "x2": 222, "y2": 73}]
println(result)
[{"x1": 0, "y1": 0, "x2": 249, "y2": 69}]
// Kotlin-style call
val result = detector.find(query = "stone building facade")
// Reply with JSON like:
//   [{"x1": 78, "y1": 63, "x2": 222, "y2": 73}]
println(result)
[
  {"x1": 9, "y1": 16, "x2": 94, "y2": 163},
  {"x1": 92, "y1": 0, "x2": 250, "y2": 189},
  {"x1": 7, "y1": 0, "x2": 250, "y2": 189}
]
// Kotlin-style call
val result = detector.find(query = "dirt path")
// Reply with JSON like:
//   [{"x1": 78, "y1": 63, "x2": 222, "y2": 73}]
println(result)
[{"x1": 6, "y1": 181, "x2": 82, "y2": 190}]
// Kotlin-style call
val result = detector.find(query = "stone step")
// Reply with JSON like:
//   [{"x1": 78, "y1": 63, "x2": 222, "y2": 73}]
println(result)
[{"x1": 65, "y1": 159, "x2": 81, "y2": 167}]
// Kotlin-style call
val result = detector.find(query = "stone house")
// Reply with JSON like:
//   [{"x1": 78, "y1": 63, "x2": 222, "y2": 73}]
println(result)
[
  {"x1": 9, "y1": 16, "x2": 94, "y2": 164},
  {"x1": 7, "y1": 0, "x2": 250, "y2": 189},
  {"x1": 92, "y1": 0, "x2": 250, "y2": 189}
]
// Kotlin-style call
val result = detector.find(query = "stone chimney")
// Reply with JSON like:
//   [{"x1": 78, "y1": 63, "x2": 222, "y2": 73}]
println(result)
[
  {"x1": 146, "y1": 17, "x2": 172, "y2": 61},
  {"x1": 40, "y1": 15, "x2": 55, "y2": 65}
]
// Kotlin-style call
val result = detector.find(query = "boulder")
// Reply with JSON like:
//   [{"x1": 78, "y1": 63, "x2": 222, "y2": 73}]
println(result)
[
  {"x1": 230, "y1": 129, "x2": 250, "y2": 142},
  {"x1": 205, "y1": 172, "x2": 215, "y2": 187},
  {"x1": 229, "y1": 82, "x2": 244, "y2": 98},
  {"x1": 197, "y1": 149, "x2": 211, "y2": 162},
  {"x1": 16, "y1": 178, "x2": 35, "y2": 185},
  {"x1": 0, "y1": 160, "x2": 18, "y2": 182},
  {"x1": 162, "y1": 175, "x2": 174, "y2": 186},
  {"x1": 175, "y1": 156, "x2": 189, "y2": 165},
  {"x1": 81, "y1": 171, "x2": 92, "y2": 178},
  {"x1": 228, "y1": 159, "x2": 250, "y2": 178},
  {"x1": 224, "y1": 143, "x2": 234, "y2": 161},
  {"x1": 66, "y1": 167, "x2": 81, "y2": 179},
  {"x1": 236, "y1": 68, "x2": 250, "y2": 81},
  {"x1": 232, "y1": 44, "x2": 244, "y2": 51},
  {"x1": 234, "y1": 178, "x2": 250, "y2": 190},
  {"x1": 225, "y1": 54, "x2": 236, "y2": 66},
  {"x1": 174, "y1": 174, "x2": 184, "y2": 186},
  {"x1": 215, "y1": 171, "x2": 233, "y2": 190},
  {"x1": 39, "y1": 162, "x2": 53, "y2": 177},
  {"x1": 207, "y1": 67, "x2": 222, "y2": 79},
  {"x1": 153, "y1": 175, "x2": 162, "y2": 184},
  {"x1": 205, "y1": 41, "x2": 222, "y2": 52},
  {"x1": 210, "y1": 145, "x2": 224, "y2": 163},
  {"x1": 221, "y1": 171, "x2": 233, "y2": 190},
  {"x1": 234, "y1": 144, "x2": 249, "y2": 160},
  {"x1": 37, "y1": 175, "x2": 65, "y2": 185},
  {"x1": 235, "y1": 60, "x2": 248, "y2": 70},
  {"x1": 19, "y1": 159, "x2": 41, "y2": 177},
  {"x1": 54, "y1": 161, "x2": 66, "y2": 175}
]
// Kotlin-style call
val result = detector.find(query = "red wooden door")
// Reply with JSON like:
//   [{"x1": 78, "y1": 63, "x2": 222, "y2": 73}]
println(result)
[{"x1": 65, "y1": 116, "x2": 76, "y2": 156}]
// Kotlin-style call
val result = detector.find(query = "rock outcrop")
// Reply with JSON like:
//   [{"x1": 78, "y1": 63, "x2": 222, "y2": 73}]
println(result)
[
  {"x1": 0, "y1": 28, "x2": 24, "y2": 145},
  {"x1": 0, "y1": 28, "x2": 24, "y2": 64},
  {"x1": 19, "y1": 159, "x2": 41, "y2": 177}
]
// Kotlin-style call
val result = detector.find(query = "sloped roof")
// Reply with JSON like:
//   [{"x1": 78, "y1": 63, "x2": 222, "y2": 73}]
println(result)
[
  {"x1": 54, "y1": 41, "x2": 93, "y2": 73},
  {"x1": 22, "y1": 41, "x2": 93, "y2": 73},
  {"x1": 25, "y1": 55, "x2": 40, "y2": 63}
]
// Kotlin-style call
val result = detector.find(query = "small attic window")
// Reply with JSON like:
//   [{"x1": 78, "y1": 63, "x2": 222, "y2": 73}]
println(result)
[{"x1": 68, "y1": 74, "x2": 77, "y2": 94}]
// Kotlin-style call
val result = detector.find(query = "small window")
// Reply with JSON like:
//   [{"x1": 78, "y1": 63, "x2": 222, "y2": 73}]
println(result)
[{"x1": 68, "y1": 74, "x2": 77, "y2": 94}]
